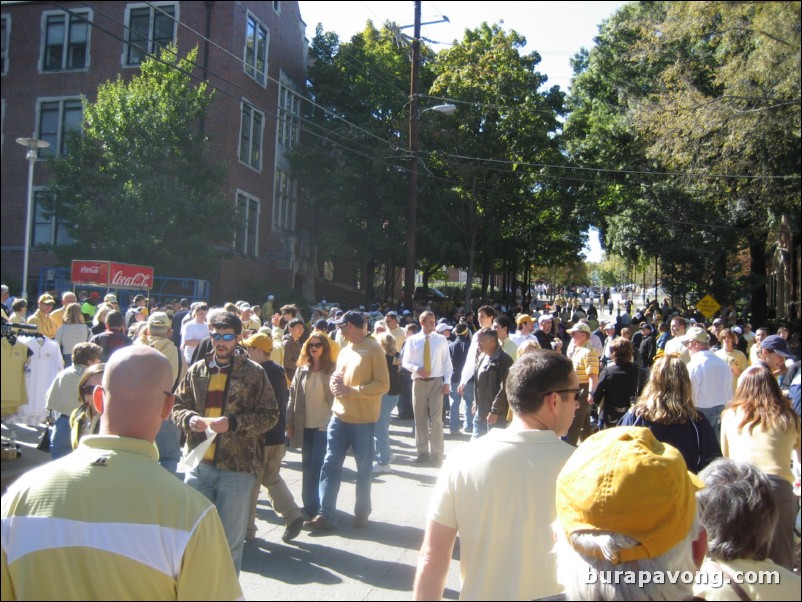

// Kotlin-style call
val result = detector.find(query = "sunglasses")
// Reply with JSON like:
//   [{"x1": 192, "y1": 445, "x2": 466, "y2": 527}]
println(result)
[
  {"x1": 80, "y1": 384, "x2": 96, "y2": 396},
  {"x1": 308, "y1": 342, "x2": 324, "y2": 349},
  {"x1": 551, "y1": 388, "x2": 581, "y2": 402},
  {"x1": 210, "y1": 333, "x2": 237, "y2": 342}
]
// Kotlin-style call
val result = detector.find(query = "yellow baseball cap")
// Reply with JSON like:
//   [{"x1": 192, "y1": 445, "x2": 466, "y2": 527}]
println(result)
[
  {"x1": 241, "y1": 332, "x2": 273, "y2": 353},
  {"x1": 556, "y1": 427, "x2": 703, "y2": 564}
]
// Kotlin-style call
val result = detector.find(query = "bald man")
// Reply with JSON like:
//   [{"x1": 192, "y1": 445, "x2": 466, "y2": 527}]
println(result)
[{"x1": 1, "y1": 346, "x2": 242, "y2": 601}]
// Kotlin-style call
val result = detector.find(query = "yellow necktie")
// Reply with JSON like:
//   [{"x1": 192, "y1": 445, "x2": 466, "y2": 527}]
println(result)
[{"x1": 424, "y1": 335, "x2": 432, "y2": 373}]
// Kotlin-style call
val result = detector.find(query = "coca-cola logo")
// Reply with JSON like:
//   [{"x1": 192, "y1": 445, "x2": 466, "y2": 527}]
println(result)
[
  {"x1": 80, "y1": 266, "x2": 100, "y2": 274},
  {"x1": 111, "y1": 270, "x2": 152, "y2": 288}
]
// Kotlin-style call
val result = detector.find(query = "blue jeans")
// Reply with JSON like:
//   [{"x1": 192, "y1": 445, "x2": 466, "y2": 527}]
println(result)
[
  {"x1": 50, "y1": 414, "x2": 72, "y2": 460},
  {"x1": 698, "y1": 405, "x2": 725, "y2": 440},
  {"x1": 155, "y1": 419, "x2": 181, "y2": 476},
  {"x1": 185, "y1": 464, "x2": 255, "y2": 574},
  {"x1": 472, "y1": 413, "x2": 490, "y2": 439},
  {"x1": 374, "y1": 393, "x2": 399, "y2": 465},
  {"x1": 301, "y1": 427, "x2": 328, "y2": 517},
  {"x1": 449, "y1": 381, "x2": 474, "y2": 433},
  {"x1": 319, "y1": 417, "x2": 375, "y2": 525}
]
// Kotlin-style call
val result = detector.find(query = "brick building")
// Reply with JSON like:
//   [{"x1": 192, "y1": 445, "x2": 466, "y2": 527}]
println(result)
[{"x1": 1, "y1": 0, "x2": 365, "y2": 306}]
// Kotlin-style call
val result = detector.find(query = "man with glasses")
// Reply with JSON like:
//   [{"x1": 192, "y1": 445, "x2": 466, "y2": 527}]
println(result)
[
  {"x1": 2, "y1": 346, "x2": 244, "y2": 600},
  {"x1": 173, "y1": 311, "x2": 278, "y2": 574},
  {"x1": 305, "y1": 311, "x2": 389, "y2": 532},
  {"x1": 414, "y1": 350, "x2": 578, "y2": 601}
]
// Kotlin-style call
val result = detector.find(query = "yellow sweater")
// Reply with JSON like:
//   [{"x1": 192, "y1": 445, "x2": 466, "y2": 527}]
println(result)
[{"x1": 332, "y1": 337, "x2": 389, "y2": 423}]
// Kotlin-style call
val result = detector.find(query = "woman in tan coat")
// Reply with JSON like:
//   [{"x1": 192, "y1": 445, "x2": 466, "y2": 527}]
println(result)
[{"x1": 286, "y1": 332, "x2": 335, "y2": 518}]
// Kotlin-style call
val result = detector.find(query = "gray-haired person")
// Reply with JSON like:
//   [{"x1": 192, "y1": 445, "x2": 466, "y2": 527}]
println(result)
[{"x1": 694, "y1": 458, "x2": 800, "y2": 601}]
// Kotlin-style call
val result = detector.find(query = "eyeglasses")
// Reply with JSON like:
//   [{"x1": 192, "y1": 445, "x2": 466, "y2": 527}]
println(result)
[
  {"x1": 210, "y1": 333, "x2": 237, "y2": 341},
  {"x1": 550, "y1": 388, "x2": 582, "y2": 402},
  {"x1": 308, "y1": 342, "x2": 324, "y2": 349},
  {"x1": 80, "y1": 384, "x2": 96, "y2": 396}
]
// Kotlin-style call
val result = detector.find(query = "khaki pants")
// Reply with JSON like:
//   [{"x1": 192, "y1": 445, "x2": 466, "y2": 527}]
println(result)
[
  {"x1": 248, "y1": 444, "x2": 304, "y2": 535},
  {"x1": 413, "y1": 378, "x2": 445, "y2": 458}
]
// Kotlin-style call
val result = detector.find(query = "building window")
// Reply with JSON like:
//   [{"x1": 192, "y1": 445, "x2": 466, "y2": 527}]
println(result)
[
  {"x1": 42, "y1": 9, "x2": 91, "y2": 71},
  {"x1": 235, "y1": 191, "x2": 260, "y2": 257},
  {"x1": 244, "y1": 12, "x2": 268, "y2": 85},
  {"x1": 277, "y1": 84, "x2": 300, "y2": 149},
  {"x1": 124, "y1": 3, "x2": 177, "y2": 67},
  {"x1": 32, "y1": 188, "x2": 72, "y2": 247},
  {"x1": 239, "y1": 101, "x2": 264, "y2": 171},
  {"x1": 273, "y1": 2, "x2": 281, "y2": 15},
  {"x1": 1, "y1": 15, "x2": 10, "y2": 76},
  {"x1": 273, "y1": 168, "x2": 296, "y2": 232},
  {"x1": 37, "y1": 98, "x2": 83, "y2": 156}
]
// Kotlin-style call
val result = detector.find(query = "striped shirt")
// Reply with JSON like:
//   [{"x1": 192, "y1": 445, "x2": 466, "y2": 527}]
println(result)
[{"x1": 1, "y1": 436, "x2": 242, "y2": 601}]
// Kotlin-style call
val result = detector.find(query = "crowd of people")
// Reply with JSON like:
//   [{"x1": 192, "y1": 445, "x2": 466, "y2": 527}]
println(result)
[{"x1": 1, "y1": 283, "x2": 800, "y2": 600}]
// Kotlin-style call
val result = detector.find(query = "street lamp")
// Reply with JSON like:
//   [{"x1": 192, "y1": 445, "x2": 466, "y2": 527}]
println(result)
[
  {"x1": 404, "y1": 102, "x2": 456, "y2": 310},
  {"x1": 16, "y1": 137, "x2": 50, "y2": 302}
]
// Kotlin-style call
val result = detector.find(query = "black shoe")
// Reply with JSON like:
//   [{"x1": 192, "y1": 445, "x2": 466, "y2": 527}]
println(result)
[
  {"x1": 414, "y1": 453, "x2": 431, "y2": 463},
  {"x1": 282, "y1": 517, "x2": 304, "y2": 543}
]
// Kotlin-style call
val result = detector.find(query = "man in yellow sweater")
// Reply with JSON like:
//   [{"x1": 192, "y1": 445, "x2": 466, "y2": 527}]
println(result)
[{"x1": 305, "y1": 311, "x2": 389, "y2": 531}]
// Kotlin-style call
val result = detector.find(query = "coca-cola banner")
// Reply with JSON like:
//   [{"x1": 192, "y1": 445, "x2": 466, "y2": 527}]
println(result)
[
  {"x1": 109, "y1": 262, "x2": 154, "y2": 290},
  {"x1": 71, "y1": 260, "x2": 110, "y2": 287},
  {"x1": 70, "y1": 260, "x2": 154, "y2": 290}
]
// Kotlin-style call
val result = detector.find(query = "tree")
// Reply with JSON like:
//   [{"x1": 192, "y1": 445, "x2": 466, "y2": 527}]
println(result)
[
  {"x1": 46, "y1": 46, "x2": 227, "y2": 278},
  {"x1": 567, "y1": 1, "x2": 800, "y2": 325},
  {"x1": 424, "y1": 23, "x2": 572, "y2": 309},
  {"x1": 290, "y1": 22, "x2": 428, "y2": 303},
  {"x1": 632, "y1": 1, "x2": 801, "y2": 325}
]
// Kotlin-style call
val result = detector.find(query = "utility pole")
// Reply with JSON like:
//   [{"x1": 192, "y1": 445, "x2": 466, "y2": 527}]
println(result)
[{"x1": 403, "y1": 0, "x2": 422, "y2": 312}]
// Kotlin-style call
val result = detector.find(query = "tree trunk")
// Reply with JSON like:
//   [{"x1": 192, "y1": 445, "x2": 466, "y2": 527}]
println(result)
[{"x1": 365, "y1": 258, "x2": 376, "y2": 304}]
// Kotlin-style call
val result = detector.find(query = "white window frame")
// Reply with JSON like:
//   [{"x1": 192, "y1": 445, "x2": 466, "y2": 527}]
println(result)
[
  {"x1": 243, "y1": 10, "x2": 268, "y2": 86},
  {"x1": 35, "y1": 96, "x2": 83, "y2": 158},
  {"x1": 40, "y1": 8, "x2": 92, "y2": 72},
  {"x1": 122, "y1": 2, "x2": 178, "y2": 68},
  {"x1": 1, "y1": 14, "x2": 10, "y2": 76},
  {"x1": 31, "y1": 186, "x2": 72, "y2": 248},
  {"x1": 273, "y1": 168, "x2": 297, "y2": 233},
  {"x1": 235, "y1": 190, "x2": 260, "y2": 257},
  {"x1": 273, "y1": 2, "x2": 282, "y2": 16},
  {"x1": 277, "y1": 75, "x2": 301, "y2": 149},
  {"x1": 239, "y1": 100, "x2": 264, "y2": 172}
]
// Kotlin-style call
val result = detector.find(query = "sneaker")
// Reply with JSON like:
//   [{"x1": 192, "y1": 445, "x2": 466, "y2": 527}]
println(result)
[
  {"x1": 282, "y1": 517, "x2": 304, "y2": 543},
  {"x1": 372, "y1": 462, "x2": 392, "y2": 474},
  {"x1": 353, "y1": 514, "x2": 369, "y2": 528},
  {"x1": 414, "y1": 452, "x2": 431, "y2": 464},
  {"x1": 304, "y1": 515, "x2": 336, "y2": 532}
]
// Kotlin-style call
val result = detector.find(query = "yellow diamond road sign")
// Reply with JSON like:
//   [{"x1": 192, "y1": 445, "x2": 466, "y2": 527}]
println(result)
[{"x1": 696, "y1": 295, "x2": 721, "y2": 319}]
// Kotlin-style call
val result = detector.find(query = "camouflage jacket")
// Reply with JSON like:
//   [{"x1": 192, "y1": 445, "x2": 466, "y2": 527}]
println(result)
[{"x1": 173, "y1": 352, "x2": 278, "y2": 477}]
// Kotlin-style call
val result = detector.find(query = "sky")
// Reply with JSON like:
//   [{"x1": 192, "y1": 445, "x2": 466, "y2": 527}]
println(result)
[{"x1": 297, "y1": 1, "x2": 629, "y2": 261}]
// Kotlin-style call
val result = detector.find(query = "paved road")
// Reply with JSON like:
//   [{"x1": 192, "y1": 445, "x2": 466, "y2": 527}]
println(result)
[
  {"x1": 2, "y1": 416, "x2": 464, "y2": 600},
  {"x1": 239, "y1": 416, "x2": 464, "y2": 600}
]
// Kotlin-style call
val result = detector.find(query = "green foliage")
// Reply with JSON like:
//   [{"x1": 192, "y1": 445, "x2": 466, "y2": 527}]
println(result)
[
  {"x1": 565, "y1": 1, "x2": 800, "y2": 321},
  {"x1": 46, "y1": 46, "x2": 227, "y2": 278}
]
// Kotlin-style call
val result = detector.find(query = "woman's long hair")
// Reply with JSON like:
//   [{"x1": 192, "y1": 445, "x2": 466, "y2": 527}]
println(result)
[
  {"x1": 728, "y1": 365, "x2": 799, "y2": 435},
  {"x1": 298, "y1": 332, "x2": 335, "y2": 373},
  {"x1": 631, "y1": 354, "x2": 700, "y2": 424}
]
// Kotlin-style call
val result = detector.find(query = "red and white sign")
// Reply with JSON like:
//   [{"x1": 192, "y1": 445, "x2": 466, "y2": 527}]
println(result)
[
  {"x1": 71, "y1": 260, "x2": 154, "y2": 290},
  {"x1": 109, "y1": 262, "x2": 154, "y2": 290},
  {"x1": 71, "y1": 260, "x2": 110, "y2": 287}
]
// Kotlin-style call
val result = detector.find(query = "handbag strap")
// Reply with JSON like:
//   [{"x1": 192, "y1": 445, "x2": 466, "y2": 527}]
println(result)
[{"x1": 705, "y1": 561, "x2": 752, "y2": 602}]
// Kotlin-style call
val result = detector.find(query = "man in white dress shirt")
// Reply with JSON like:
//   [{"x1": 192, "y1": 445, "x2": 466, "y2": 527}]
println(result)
[
  {"x1": 681, "y1": 326, "x2": 732, "y2": 437},
  {"x1": 402, "y1": 311, "x2": 453, "y2": 467}
]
